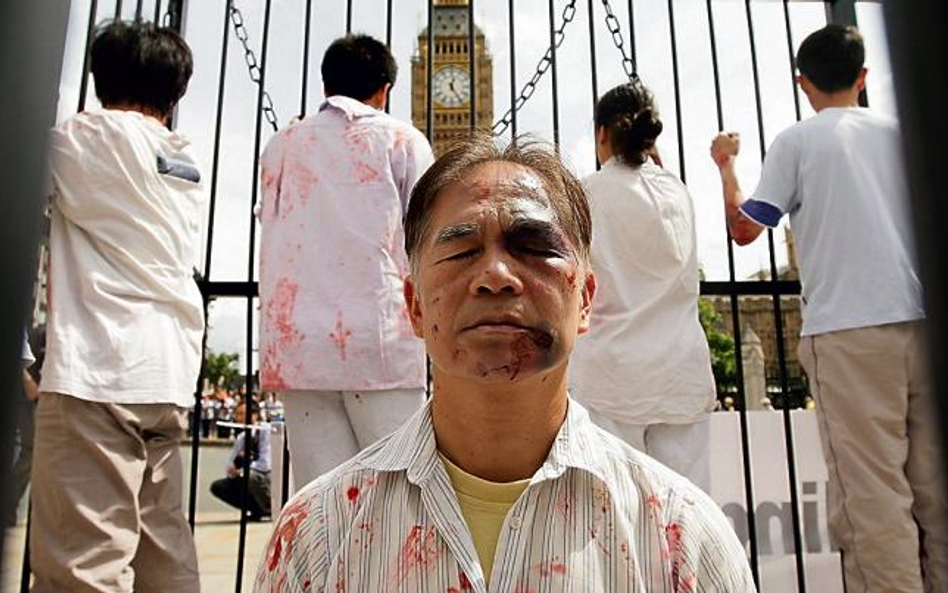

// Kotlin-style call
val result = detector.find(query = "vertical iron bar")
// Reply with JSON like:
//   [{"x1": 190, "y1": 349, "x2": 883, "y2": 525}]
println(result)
[
  {"x1": 782, "y1": 1, "x2": 803, "y2": 122},
  {"x1": 236, "y1": 0, "x2": 274, "y2": 589},
  {"x1": 135, "y1": 0, "x2": 144, "y2": 22},
  {"x1": 281, "y1": 429, "x2": 291, "y2": 506},
  {"x1": 426, "y1": 0, "x2": 434, "y2": 143},
  {"x1": 346, "y1": 0, "x2": 353, "y2": 35},
  {"x1": 666, "y1": 0, "x2": 685, "y2": 182},
  {"x1": 705, "y1": 0, "x2": 759, "y2": 583},
  {"x1": 114, "y1": 0, "x2": 123, "y2": 19},
  {"x1": 507, "y1": 0, "x2": 517, "y2": 139},
  {"x1": 626, "y1": 0, "x2": 636, "y2": 65},
  {"x1": 19, "y1": 511, "x2": 31, "y2": 592},
  {"x1": 77, "y1": 0, "x2": 100, "y2": 111},
  {"x1": 744, "y1": 2, "x2": 808, "y2": 590},
  {"x1": 154, "y1": 0, "x2": 162, "y2": 25},
  {"x1": 587, "y1": 0, "x2": 599, "y2": 170},
  {"x1": 385, "y1": 0, "x2": 393, "y2": 113},
  {"x1": 300, "y1": 0, "x2": 313, "y2": 118},
  {"x1": 468, "y1": 0, "x2": 476, "y2": 132},
  {"x1": 547, "y1": 0, "x2": 560, "y2": 145}
]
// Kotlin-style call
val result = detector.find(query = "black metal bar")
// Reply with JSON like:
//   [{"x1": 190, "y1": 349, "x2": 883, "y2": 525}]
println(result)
[
  {"x1": 507, "y1": 0, "x2": 517, "y2": 139},
  {"x1": 346, "y1": 0, "x2": 353, "y2": 35},
  {"x1": 626, "y1": 0, "x2": 636, "y2": 66},
  {"x1": 587, "y1": 0, "x2": 599, "y2": 170},
  {"x1": 705, "y1": 0, "x2": 759, "y2": 583},
  {"x1": 135, "y1": 0, "x2": 144, "y2": 22},
  {"x1": 782, "y1": 1, "x2": 803, "y2": 122},
  {"x1": 19, "y1": 510, "x2": 31, "y2": 592},
  {"x1": 202, "y1": 0, "x2": 233, "y2": 284},
  {"x1": 77, "y1": 0, "x2": 99, "y2": 111},
  {"x1": 426, "y1": 0, "x2": 434, "y2": 143},
  {"x1": 468, "y1": 0, "x2": 476, "y2": 132},
  {"x1": 281, "y1": 429, "x2": 291, "y2": 506},
  {"x1": 744, "y1": 2, "x2": 808, "y2": 589},
  {"x1": 701, "y1": 280, "x2": 801, "y2": 297},
  {"x1": 547, "y1": 0, "x2": 560, "y2": 145},
  {"x1": 666, "y1": 0, "x2": 685, "y2": 183},
  {"x1": 385, "y1": 0, "x2": 392, "y2": 113},
  {"x1": 114, "y1": 0, "x2": 124, "y2": 19},
  {"x1": 154, "y1": 0, "x2": 162, "y2": 25},
  {"x1": 235, "y1": 0, "x2": 274, "y2": 588},
  {"x1": 299, "y1": 0, "x2": 313, "y2": 118}
]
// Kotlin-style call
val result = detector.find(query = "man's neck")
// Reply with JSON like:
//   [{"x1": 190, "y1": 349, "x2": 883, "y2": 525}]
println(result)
[
  {"x1": 431, "y1": 368, "x2": 569, "y2": 483},
  {"x1": 812, "y1": 91, "x2": 861, "y2": 112}
]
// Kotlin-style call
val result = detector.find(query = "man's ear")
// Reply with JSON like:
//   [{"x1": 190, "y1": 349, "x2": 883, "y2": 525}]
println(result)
[
  {"x1": 403, "y1": 275, "x2": 426, "y2": 339},
  {"x1": 577, "y1": 270, "x2": 597, "y2": 335},
  {"x1": 854, "y1": 67, "x2": 868, "y2": 92}
]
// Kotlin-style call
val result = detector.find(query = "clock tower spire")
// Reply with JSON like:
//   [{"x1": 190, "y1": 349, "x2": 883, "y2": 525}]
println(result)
[{"x1": 412, "y1": 0, "x2": 493, "y2": 156}]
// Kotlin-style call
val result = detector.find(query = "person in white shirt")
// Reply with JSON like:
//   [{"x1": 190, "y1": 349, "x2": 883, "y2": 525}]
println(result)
[
  {"x1": 711, "y1": 24, "x2": 946, "y2": 592},
  {"x1": 31, "y1": 21, "x2": 203, "y2": 592},
  {"x1": 255, "y1": 135, "x2": 755, "y2": 592},
  {"x1": 571, "y1": 80, "x2": 716, "y2": 492},
  {"x1": 210, "y1": 401, "x2": 272, "y2": 521},
  {"x1": 257, "y1": 34, "x2": 434, "y2": 489}
]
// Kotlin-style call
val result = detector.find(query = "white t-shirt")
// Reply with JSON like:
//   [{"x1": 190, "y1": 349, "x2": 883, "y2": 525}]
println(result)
[
  {"x1": 741, "y1": 107, "x2": 924, "y2": 336},
  {"x1": 42, "y1": 109, "x2": 206, "y2": 407},
  {"x1": 257, "y1": 96, "x2": 433, "y2": 392},
  {"x1": 570, "y1": 159, "x2": 716, "y2": 424}
]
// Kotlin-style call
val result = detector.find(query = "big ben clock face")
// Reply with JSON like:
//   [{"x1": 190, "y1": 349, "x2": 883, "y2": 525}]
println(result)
[{"x1": 432, "y1": 65, "x2": 471, "y2": 108}]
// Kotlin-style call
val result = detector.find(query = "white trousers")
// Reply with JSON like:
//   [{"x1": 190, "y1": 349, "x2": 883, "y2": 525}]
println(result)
[
  {"x1": 586, "y1": 409, "x2": 711, "y2": 493},
  {"x1": 281, "y1": 388, "x2": 426, "y2": 488}
]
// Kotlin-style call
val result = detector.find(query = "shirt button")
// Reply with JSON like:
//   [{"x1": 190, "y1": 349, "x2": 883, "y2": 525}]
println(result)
[{"x1": 509, "y1": 517, "x2": 522, "y2": 530}]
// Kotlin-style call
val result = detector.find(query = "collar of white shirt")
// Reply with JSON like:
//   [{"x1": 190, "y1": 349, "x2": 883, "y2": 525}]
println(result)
[
  {"x1": 358, "y1": 396, "x2": 616, "y2": 492},
  {"x1": 319, "y1": 94, "x2": 381, "y2": 121}
]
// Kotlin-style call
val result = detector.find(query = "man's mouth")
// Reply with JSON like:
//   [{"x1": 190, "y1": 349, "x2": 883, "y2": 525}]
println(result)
[{"x1": 464, "y1": 316, "x2": 531, "y2": 332}]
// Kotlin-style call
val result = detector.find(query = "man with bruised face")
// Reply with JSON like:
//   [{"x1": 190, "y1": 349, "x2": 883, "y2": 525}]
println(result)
[{"x1": 255, "y1": 136, "x2": 755, "y2": 593}]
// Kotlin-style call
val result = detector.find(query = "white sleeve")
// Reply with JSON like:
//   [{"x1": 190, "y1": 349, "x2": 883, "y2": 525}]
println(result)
[
  {"x1": 749, "y1": 128, "x2": 800, "y2": 219},
  {"x1": 394, "y1": 129, "x2": 435, "y2": 216}
]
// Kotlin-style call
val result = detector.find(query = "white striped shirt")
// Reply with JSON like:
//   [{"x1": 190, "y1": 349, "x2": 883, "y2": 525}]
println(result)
[{"x1": 254, "y1": 399, "x2": 755, "y2": 592}]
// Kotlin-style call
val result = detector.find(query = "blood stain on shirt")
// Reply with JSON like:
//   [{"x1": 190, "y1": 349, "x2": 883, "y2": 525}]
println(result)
[
  {"x1": 354, "y1": 161, "x2": 380, "y2": 185},
  {"x1": 329, "y1": 311, "x2": 353, "y2": 361},
  {"x1": 397, "y1": 524, "x2": 441, "y2": 582},
  {"x1": 346, "y1": 486, "x2": 360, "y2": 503}
]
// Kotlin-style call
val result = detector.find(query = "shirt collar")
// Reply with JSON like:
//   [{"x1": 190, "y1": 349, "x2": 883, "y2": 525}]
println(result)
[
  {"x1": 359, "y1": 396, "x2": 616, "y2": 490},
  {"x1": 319, "y1": 95, "x2": 381, "y2": 121}
]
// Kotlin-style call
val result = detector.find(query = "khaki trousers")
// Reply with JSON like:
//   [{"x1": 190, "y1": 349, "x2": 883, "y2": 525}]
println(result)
[
  {"x1": 29, "y1": 392, "x2": 199, "y2": 593},
  {"x1": 799, "y1": 321, "x2": 947, "y2": 593}
]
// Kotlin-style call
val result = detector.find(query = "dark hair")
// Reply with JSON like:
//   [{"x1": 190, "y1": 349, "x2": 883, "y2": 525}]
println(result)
[
  {"x1": 594, "y1": 80, "x2": 663, "y2": 166},
  {"x1": 321, "y1": 34, "x2": 397, "y2": 100},
  {"x1": 90, "y1": 20, "x2": 193, "y2": 118},
  {"x1": 796, "y1": 24, "x2": 865, "y2": 93},
  {"x1": 405, "y1": 133, "x2": 592, "y2": 267}
]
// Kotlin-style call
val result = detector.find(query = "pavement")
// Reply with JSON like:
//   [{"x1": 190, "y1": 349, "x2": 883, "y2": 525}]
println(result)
[{"x1": 2, "y1": 443, "x2": 277, "y2": 593}]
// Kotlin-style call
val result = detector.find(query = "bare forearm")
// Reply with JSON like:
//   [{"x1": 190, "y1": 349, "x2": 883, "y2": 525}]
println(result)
[{"x1": 718, "y1": 164, "x2": 764, "y2": 246}]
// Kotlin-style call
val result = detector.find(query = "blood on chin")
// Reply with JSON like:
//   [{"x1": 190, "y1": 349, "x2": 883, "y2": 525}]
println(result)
[{"x1": 459, "y1": 327, "x2": 557, "y2": 381}]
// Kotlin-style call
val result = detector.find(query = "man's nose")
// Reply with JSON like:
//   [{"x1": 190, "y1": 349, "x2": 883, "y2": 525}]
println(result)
[{"x1": 471, "y1": 251, "x2": 523, "y2": 295}]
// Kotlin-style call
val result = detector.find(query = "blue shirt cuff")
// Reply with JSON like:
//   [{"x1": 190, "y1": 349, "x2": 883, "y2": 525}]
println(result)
[{"x1": 740, "y1": 199, "x2": 783, "y2": 228}]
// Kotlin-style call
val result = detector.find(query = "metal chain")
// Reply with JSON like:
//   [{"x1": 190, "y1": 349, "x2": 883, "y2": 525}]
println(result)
[
  {"x1": 600, "y1": 0, "x2": 638, "y2": 81},
  {"x1": 491, "y1": 0, "x2": 577, "y2": 136},
  {"x1": 230, "y1": 4, "x2": 280, "y2": 131}
]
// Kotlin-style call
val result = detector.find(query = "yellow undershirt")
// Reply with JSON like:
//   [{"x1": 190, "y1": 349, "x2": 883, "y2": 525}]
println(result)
[{"x1": 439, "y1": 453, "x2": 531, "y2": 583}]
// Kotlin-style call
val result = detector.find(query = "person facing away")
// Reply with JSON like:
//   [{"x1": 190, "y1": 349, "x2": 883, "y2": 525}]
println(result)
[
  {"x1": 570, "y1": 80, "x2": 716, "y2": 493},
  {"x1": 257, "y1": 34, "x2": 434, "y2": 489},
  {"x1": 210, "y1": 402, "x2": 273, "y2": 521},
  {"x1": 254, "y1": 135, "x2": 755, "y2": 593},
  {"x1": 710, "y1": 24, "x2": 946, "y2": 593},
  {"x1": 31, "y1": 20, "x2": 203, "y2": 592}
]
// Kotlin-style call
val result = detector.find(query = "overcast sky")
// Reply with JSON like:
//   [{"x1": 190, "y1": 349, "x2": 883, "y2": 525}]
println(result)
[{"x1": 56, "y1": 0, "x2": 897, "y2": 369}]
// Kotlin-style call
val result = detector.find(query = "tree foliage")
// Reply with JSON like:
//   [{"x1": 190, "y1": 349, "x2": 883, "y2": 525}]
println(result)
[
  {"x1": 698, "y1": 298, "x2": 737, "y2": 395},
  {"x1": 205, "y1": 350, "x2": 241, "y2": 390}
]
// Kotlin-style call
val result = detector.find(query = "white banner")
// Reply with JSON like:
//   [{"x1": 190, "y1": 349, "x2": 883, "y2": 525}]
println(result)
[{"x1": 711, "y1": 410, "x2": 843, "y2": 593}]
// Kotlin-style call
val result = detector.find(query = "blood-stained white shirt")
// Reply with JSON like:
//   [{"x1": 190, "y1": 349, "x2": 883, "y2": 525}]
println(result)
[
  {"x1": 571, "y1": 159, "x2": 716, "y2": 424},
  {"x1": 253, "y1": 399, "x2": 756, "y2": 593},
  {"x1": 257, "y1": 96, "x2": 434, "y2": 392},
  {"x1": 42, "y1": 109, "x2": 206, "y2": 407}
]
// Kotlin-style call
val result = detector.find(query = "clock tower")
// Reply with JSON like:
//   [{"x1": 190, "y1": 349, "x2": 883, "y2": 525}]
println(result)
[{"x1": 412, "y1": 0, "x2": 493, "y2": 156}]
